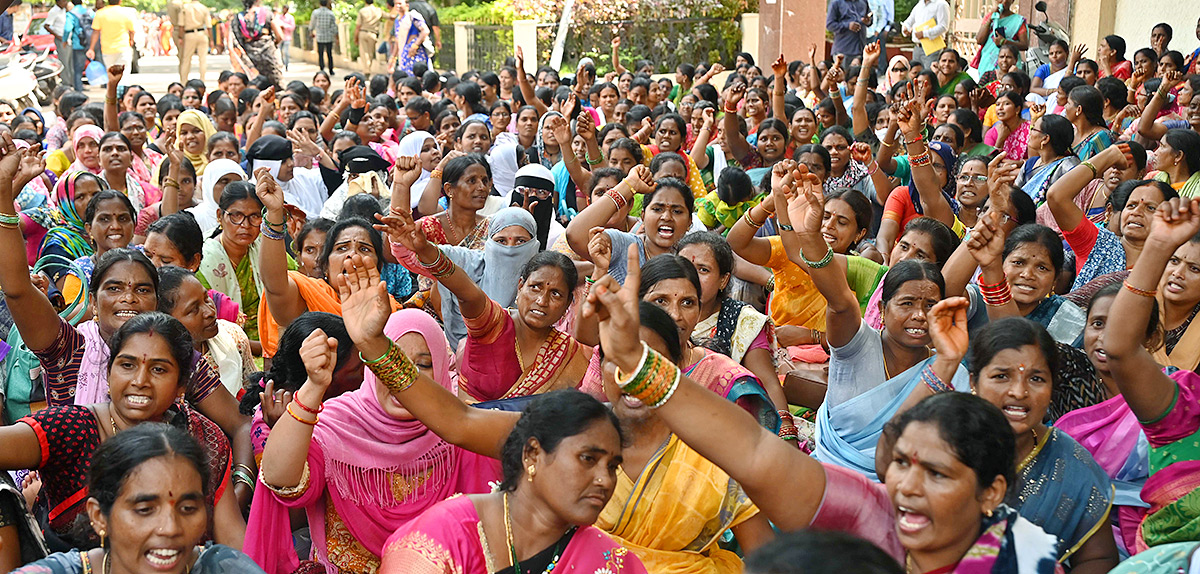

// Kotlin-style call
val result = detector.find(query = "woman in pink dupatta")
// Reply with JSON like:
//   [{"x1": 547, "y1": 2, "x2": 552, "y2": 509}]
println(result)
[
  {"x1": 247, "y1": 309, "x2": 499, "y2": 574},
  {"x1": 1055, "y1": 282, "x2": 1151, "y2": 553},
  {"x1": 66, "y1": 125, "x2": 104, "y2": 175}
]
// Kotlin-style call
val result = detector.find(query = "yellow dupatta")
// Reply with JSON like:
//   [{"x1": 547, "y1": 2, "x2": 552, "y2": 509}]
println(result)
[
  {"x1": 177, "y1": 110, "x2": 217, "y2": 175},
  {"x1": 1153, "y1": 298, "x2": 1200, "y2": 371},
  {"x1": 596, "y1": 434, "x2": 759, "y2": 573}
]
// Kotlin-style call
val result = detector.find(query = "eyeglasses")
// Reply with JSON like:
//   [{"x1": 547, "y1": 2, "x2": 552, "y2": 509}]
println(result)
[
  {"x1": 516, "y1": 186, "x2": 552, "y2": 200},
  {"x1": 957, "y1": 174, "x2": 989, "y2": 184},
  {"x1": 225, "y1": 211, "x2": 263, "y2": 226},
  {"x1": 975, "y1": 206, "x2": 1013, "y2": 224},
  {"x1": 892, "y1": 67, "x2": 908, "y2": 72}
]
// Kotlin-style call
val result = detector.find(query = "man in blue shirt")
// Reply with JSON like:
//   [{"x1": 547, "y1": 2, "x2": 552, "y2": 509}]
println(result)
[
  {"x1": 0, "y1": 0, "x2": 20, "y2": 46},
  {"x1": 63, "y1": 0, "x2": 89, "y2": 91},
  {"x1": 827, "y1": 0, "x2": 871, "y2": 60}
]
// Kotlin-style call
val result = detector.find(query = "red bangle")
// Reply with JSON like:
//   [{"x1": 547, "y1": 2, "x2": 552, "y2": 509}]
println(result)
[{"x1": 292, "y1": 396, "x2": 323, "y2": 415}]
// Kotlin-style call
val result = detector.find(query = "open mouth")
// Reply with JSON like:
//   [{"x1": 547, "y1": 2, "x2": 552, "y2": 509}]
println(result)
[
  {"x1": 126, "y1": 394, "x2": 152, "y2": 407},
  {"x1": 114, "y1": 310, "x2": 139, "y2": 319},
  {"x1": 896, "y1": 506, "x2": 930, "y2": 534},
  {"x1": 656, "y1": 225, "x2": 675, "y2": 240},
  {"x1": 822, "y1": 232, "x2": 838, "y2": 246},
  {"x1": 145, "y1": 548, "x2": 182, "y2": 569},
  {"x1": 1166, "y1": 280, "x2": 1186, "y2": 294},
  {"x1": 904, "y1": 327, "x2": 927, "y2": 338},
  {"x1": 1001, "y1": 404, "x2": 1030, "y2": 421}
]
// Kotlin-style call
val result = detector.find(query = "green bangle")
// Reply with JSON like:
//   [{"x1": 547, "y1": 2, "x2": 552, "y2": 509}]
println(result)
[
  {"x1": 360, "y1": 341, "x2": 396, "y2": 365},
  {"x1": 586, "y1": 154, "x2": 603, "y2": 166},
  {"x1": 801, "y1": 245, "x2": 834, "y2": 269},
  {"x1": 0, "y1": 212, "x2": 21, "y2": 226},
  {"x1": 260, "y1": 207, "x2": 287, "y2": 230},
  {"x1": 779, "y1": 223, "x2": 794, "y2": 231}
]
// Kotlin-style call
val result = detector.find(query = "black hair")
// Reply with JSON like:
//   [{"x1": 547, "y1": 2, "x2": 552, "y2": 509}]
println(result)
[
  {"x1": 1075, "y1": 58, "x2": 1099, "y2": 75},
  {"x1": 498, "y1": 389, "x2": 624, "y2": 491},
  {"x1": 825, "y1": 188, "x2": 873, "y2": 234},
  {"x1": 338, "y1": 193, "x2": 384, "y2": 222},
  {"x1": 90, "y1": 248, "x2": 159, "y2": 298},
  {"x1": 287, "y1": 110, "x2": 319, "y2": 131},
  {"x1": 951, "y1": 108, "x2": 985, "y2": 144},
  {"x1": 625, "y1": 104, "x2": 653, "y2": 127},
  {"x1": 332, "y1": 130, "x2": 362, "y2": 148},
  {"x1": 98, "y1": 131, "x2": 132, "y2": 153},
  {"x1": 1121, "y1": 140, "x2": 1149, "y2": 172},
  {"x1": 454, "y1": 119, "x2": 492, "y2": 143},
  {"x1": 901, "y1": 216, "x2": 959, "y2": 264},
  {"x1": 1102, "y1": 35, "x2": 1127, "y2": 61},
  {"x1": 933, "y1": 122, "x2": 965, "y2": 149},
  {"x1": 880, "y1": 259, "x2": 945, "y2": 304},
  {"x1": 317, "y1": 217, "x2": 386, "y2": 277},
  {"x1": 1006, "y1": 185, "x2": 1038, "y2": 226},
  {"x1": 453, "y1": 81, "x2": 488, "y2": 115},
  {"x1": 794, "y1": 143, "x2": 832, "y2": 174},
  {"x1": 442, "y1": 153, "x2": 492, "y2": 188},
  {"x1": 1002, "y1": 70, "x2": 1031, "y2": 97},
  {"x1": 1165, "y1": 128, "x2": 1200, "y2": 174},
  {"x1": 516, "y1": 251, "x2": 579, "y2": 304},
  {"x1": 644, "y1": 177, "x2": 695, "y2": 215},
  {"x1": 692, "y1": 83, "x2": 718, "y2": 106},
  {"x1": 1152, "y1": 22, "x2": 1173, "y2": 39},
  {"x1": 1068, "y1": 85, "x2": 1108, "y2": 128},
  {"x1": 217, "y1": 181, "x2": 261, "y2": 211},
  {"x1": 755, "y1": 118, "x2": 790, "y2": 146},
  {"x1": 117, "y1": 110, "x2": 146, "y2": 131},
  {"x1": 884, "y1": 392, "x2": 1016, "y2": 491},
  {"x1": 639, "y1": 301, "x2": 684, "y2": 364},
  {"x1": 147, "y1": 213, "x2": 203, "y2": 266},
  {"x1": 84, "y1": 189, "x2": 136, "y2": 224},
  {"x1": 206, "y1": 132, "x2": 240, "y2": 156},
  {"x1": 88, "y1": 423, "x2": 210, "y2": 517},
  {"x1": 968, "y1": 317, "x2": 1060, "y2": 392},
  {"x1": 1161, "y1": 50, "x2": 1185, "y2": 71},
  {"x1": 820, "y1": 125, "x2": 854, "y2": 146},
  {"x1": 1133, "y1": 47, "x2": 1159, "y2": 68},
  {"x1": 369, "y1": 74, "x2": 389, "y2": 97},
  {"x1": 405, "y1": 95, "x2": 433, "y2": 118},
  {"x1": 1004, "y1": 224, "x2": 1065, "y2": 274},
  {"x1": 1110, "y1": 178, "x2": 1179, "y2": 213},
  {"x1": 156, "y1": 265, "x2": 202, "y2": 315},
  {"x1": 715, "y1": 166, "x2": 754, "y2": 205},
  {"x1": 744, "y1": 530, "x2": 904, "y2": 574},
  {"x1": 675, "y1": 231, "x2": 734, "y2": 300},
  {"x1": 241, "y1": 312, "x2": 356, "y2": 414},
  {"x1": 1087, "y1": 281, "x2": 1160, "y2": 347},
  {"x1": 917, "y1": 69, "x2": 942, "y2": 95},
  {"x1": 996, "y1": 90, "x2": 1024, "y2": 110},
  {"x1": 650, "y1": 151, "x2": 687, "y2": 177},
  {"x1": 638, "y1": 254, "x2": 702, "y2": 301},
  {"x1": 1037, "y1": 113, "x2": 1075, "y2": 157},
  {"x1": 106, "y1": 312, "x2": 195, "y2": 392},
  {"x1": 58, "y1": 90, "x2": 88, "y2": 118},
  {"x1": 598, "y1": 122, "x2": 629, "y2": 144},
  {"x1": 607, "y1": 138, "x2": 644, "y2": 165},
  {"x1": 262, "y1": 120, "x2": 288, "y2": 137}
]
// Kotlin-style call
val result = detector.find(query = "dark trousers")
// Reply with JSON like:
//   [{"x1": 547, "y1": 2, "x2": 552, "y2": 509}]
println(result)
[
  {"x1": 317, "y1": 41, "x2": 333, "y2": 73},
  {"x1": 71, "y1": 48, "x2": 86, "y2": 91}
]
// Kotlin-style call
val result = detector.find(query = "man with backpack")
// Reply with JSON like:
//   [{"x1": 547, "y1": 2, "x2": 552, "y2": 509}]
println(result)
[{"x1": 63, "y1": 0, "x2": 91, "y2": 91}]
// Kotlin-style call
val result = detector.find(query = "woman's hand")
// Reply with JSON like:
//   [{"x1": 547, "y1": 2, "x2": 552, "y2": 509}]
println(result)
[
  {"x1": 254, "y1": 167, "x2": 286, "y2": 213},
  {"x1": 1069, "y1": 44, "x2": 1087, "y2": 67},
  {"x1": 547, "y1": 114, "x2": 572, "y2": 149},
  {"x1": 584, "y1": 244, "x2": 643, "y2": 374},
  {"x1": 436, "y1": 149, "x2": 464, "y2": 171},
  {"x1": 515, "y1": 45, "x2": 525, "y2": 73},
  {"x1": 770, "y1": 54, "x2": 787, "y2": 77},
  {"x1": 165, "y1": 130, "x2": 183, "y2": 164},
  {"x1": 577, "y1": 109, "x2": 597, "y2": 141},
  {"x1": 633, "y1": 117, "x2": 654, "y2": 144},
  {"x1": 626, "y1": 164, "x2": 655, "y2": 195},
  {"x1": 335, "y1": 253, "x2": 392, "y2": 350},
  {"x1": 374, "y1": 207, "x2": 432, "y2": 255},
  {"x1": 587, "y1": 227, "x2": 612, "y2": 273},
  {"x1": 258, "y1": 86, "x2": 277, "y2": 117},
  {"x1": 966, "y1": 210, "x2": 1007, "y2": 269},
  {"x1": 928, "y1": 297, "x2": 970, "y2": 362},
  {"x1": 298, "y1": 328, "x2": 338, "y2": 392},
  {"x1": 107, "y1": 64, "x2": 125, "y2": 86},
  {"x1": 287, "y1": 128, "x2": 322, "y2": 159},
  {"x1": 862, "y1": 40, "x2": 882, "y2": 69},
  {"x1": 392, "y1": 155, "x2": 424, "y2": 189},
  {"x1": 986, "y1": 154, "x2": 1017, "y2": 216},
  {"x1": 1161, "y1": 70, "x2": 1184, "y2": 93},
  {"x1": 770, "y1": 159, "x2": 797, "y2": 194},
  {"x1": 789, "y1": 163, "x2": 825, "y2": 236},
  {"x1": 701, "y1": 107, "x2": 716, "y2": 131},
  {"x1": 1029, "y1": 102, "x2": 1046, "y2": 120},
  {"x1": 1147, "y1": 197, "x2": 1200, "y2": 252},
  {"x1": 259, "y1": 380, "x2": 291, "y2": 428},
  {"x1": 849, "y1": 142, "x2": 872, "y2": 165},
  {"x1": 727, "y1": 82, "x2": 746, "y2": 106}
]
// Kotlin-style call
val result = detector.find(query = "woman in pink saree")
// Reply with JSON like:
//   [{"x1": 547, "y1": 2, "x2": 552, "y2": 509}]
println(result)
[
  {"x1": 247, "y1": 308, "x2": 499, "y2": 574},
  {"x1": 327, "y1": 252, "x2": 646, "y2": 574}
]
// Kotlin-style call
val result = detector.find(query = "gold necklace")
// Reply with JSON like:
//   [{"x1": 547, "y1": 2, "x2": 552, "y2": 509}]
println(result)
[
  {"x1": 109, "y1": 410, "x2": 120, "y2": 437},
  {"x1": 503, "y1": 492, "x2": 520, "y2": 572},
  {"x1": 102, "y1": 550, "x2": 109, "y2": 574},
  {"x1": 1017, "y1": 426, "x2": 1040, "y2": 470}
]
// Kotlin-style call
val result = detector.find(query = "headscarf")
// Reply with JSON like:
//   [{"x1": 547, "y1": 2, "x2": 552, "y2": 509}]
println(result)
[
  {"x1": 176, "y1": 110, "x2": 216, "y2": 176},
  {"x1": 67, "y1": 125, "x2": 104, "y2": 175},
  {"x1": 20, "y1": 107, "x2": 45, "y2": 136},
  {"x1": 510, "y1": 163, "x2": 555, "y2": 249},
  {"x1": 439, "y1": 207, "x2": 540, "y2": 347},
  {"x1": 532, "y1": 111, "x2": 564, "y2": 168},
  {"x1": 882, "y1": 55, "x2": 909, "y2": 93},
  {"x1": 489, "y1": 143, "x2": 522, "y2": 202},
  {"x1": 39, "y1": 171, "x2": 106, "y2": 261},
  {"x1": 397, "y1": 131, "x2": 434, "y2": 210},
  {"x1": 909, "y1": 140, "x2": 960, "y2": 216},
  {"x1": 187, "y1": 159, "x2": 246, "y2": 235}
]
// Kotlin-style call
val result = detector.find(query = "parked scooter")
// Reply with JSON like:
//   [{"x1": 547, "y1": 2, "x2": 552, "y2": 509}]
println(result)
[
  {"x1": 1025, "y1": 0, "x2": 1069, "y2": 71},
  {"x1": 0, "y1": 51, "x2": 41, "y2": 111},
  {"x1": 30, "y1": 47, "x2": 63, "y2": 106}
]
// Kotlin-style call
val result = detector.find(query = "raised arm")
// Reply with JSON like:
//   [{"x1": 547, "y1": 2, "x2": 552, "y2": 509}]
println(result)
[
  {"x1": 1137, "y1": 71, "x2": 1183, "y2": 142},
  {"x1": 0, "y1": 139, "x2": 69, "y2": 352},
  {"x1": 319, "y1": 83, "x2": 353, "y2": 143},
  {"x1": 246, "y1": 86, "x2": 277, "y2": 150},
  {"x1": 690, "y1": 108, "x2": 715, "y2": 170},
  {"x1": 851, "y1": 42, "x2": 882, "y2": 136},
  {"x1": 375, "y1": 207, "x2": 490, "y2": 320},
  {"x1": 770, "y1": 55, "x2": 788, "y2": 122},
  {"x1": 548, "y1": 109, "x2": 591, "y2": 192},
  {"x1": 515, "y1": 47, "x2": 548, "y2": 117},
  {"x1": 564, "y1": 165, "x2": 654, "y2": 259},
  {"x1": 723, "y1": 83, "x2": 752, "y2": 163},
  {"x1": 610, "y1": 36, "x2": 627, "y2": 76},
  {"x1": 254, "y1": 168, "x2": 307, "y2": 330},
  {"x1": 1106, "y1": 197, "x2": 1200, "y2": 421},
  {"x1": 874, "y1": 108, "x2": 902, "y2": 174},
  {"x1": 416, "y1": 151, "x2": 462, "y2": 218},
  {"x1": 104, "y1": 65, "x2": 125, "y2": 132},
  {"x1": 896, "y1": 94, "x2": 954, "y2": 227},
  {"x1": 586, "y1": 244, "x2": 825, "y2": 530},
  {"x1": 725, "y1": 191, "x2": 776, "y2": 265},
  {"x1": 1046, "y1": 144, "x2": 1128, "y2": 233},
  {"x1": 968, "y1": 211, "x2": 1021, "y2": 319},
  {"x1": 337, "y1": 251, "x2": 518, "y2": 456},
  {"x1": 778, "y1": 163, "x2": 862, "y2": 347}
]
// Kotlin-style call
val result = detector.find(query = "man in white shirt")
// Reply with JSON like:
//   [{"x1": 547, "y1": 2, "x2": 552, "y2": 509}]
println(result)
[
  {"x1": 246, "y1": 135, "x2": 330, "y2": 219},
  {"x1": 901, "y1": 0, "x2": 950, "y2": 66},
  {"x1": 45, "y1": 0, "x2": 71, "y2": 83}
]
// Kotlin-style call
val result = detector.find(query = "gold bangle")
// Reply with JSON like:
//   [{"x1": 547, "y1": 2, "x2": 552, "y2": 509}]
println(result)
[
  {"x1": 430, "y1": 169, "x2": 443, "y2": 180},
  {"x1": 105, "y1": 96, "x2": 118, "y2": 105}
]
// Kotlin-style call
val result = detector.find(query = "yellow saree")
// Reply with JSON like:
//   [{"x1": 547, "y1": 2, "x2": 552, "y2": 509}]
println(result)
[{"x1": 597, "y1": 435, "x2": 759, "y2": 574}]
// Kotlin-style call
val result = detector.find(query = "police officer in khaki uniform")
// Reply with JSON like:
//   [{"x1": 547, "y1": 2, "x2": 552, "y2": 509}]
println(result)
[
  {"x1": 355, "y1": 0, "x2": 383, "y2": 74},
  {"x1": 170, "y1": 0, "x2": 209, "y2": 82}
]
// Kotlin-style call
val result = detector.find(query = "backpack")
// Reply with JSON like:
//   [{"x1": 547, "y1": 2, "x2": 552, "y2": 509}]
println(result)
[{"x1": 73, "y1": 9, "x2": 93, "y2": 50}]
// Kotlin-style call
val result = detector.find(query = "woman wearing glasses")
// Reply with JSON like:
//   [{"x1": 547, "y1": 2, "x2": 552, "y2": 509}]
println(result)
[{"x1": 198, "y1": 181, "x2": 272, "y2": 343}]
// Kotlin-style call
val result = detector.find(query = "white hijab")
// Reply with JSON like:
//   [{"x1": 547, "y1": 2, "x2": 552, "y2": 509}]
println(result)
[
  {"x1": 187, "y1": 159, "x2": 246, "y2": 236},
  {"x1": 488, "y1": 143, "x2": 522, "y2": 203},
  {"x1": 398, "y1": 130, "x2": 434, "y2": 210}
]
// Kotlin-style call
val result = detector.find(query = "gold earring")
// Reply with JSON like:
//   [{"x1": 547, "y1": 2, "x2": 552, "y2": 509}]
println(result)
[
  {"x1": 527, "y1": 464, "x2": 536, "y2": 481},
  {"x1": 98, "y1": 529, "x2": 106, "y2": 548},
  {"x1": 984, "y1": 508, "x2": 993, "y2": 518}
]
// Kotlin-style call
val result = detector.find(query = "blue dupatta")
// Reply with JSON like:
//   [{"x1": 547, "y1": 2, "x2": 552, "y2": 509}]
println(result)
[
  {"x1": 815, "y1": 354, "x2": 970, "y2": 482},
  {"x1": 1006, "y1": 426, "x2": 1115, "y2": 560},
  {"x1": 1026, "y1": 294, "x2": 1087, "y2": 347},
  {"x1": 1023, "y1": 156, "x2": 1074, "y2": 205}
]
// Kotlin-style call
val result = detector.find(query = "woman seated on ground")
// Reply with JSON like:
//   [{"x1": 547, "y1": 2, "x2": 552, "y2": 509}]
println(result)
[
  {"x1": 247, "y1": 309, "x2": 499, "y2": 574},
  {"x1": 565, "y1": 166, "x2": 687, "y2": 284},
  {"x1": 382, "y1": 204, "x2": 591, "y2": 401},
  {"x1": 642, "y1": 112, "x2": 709, "y2": 198},
  {"x1": 197, "y1": 182, "x2": 272, "y2": 344},
  {"x1": 984, "y1": 91, "x2": 1032, "y2": 162},
  {"x1": 254, "y1": 169, "x2": 401, "y2": 358},
  {"x1": 14, "y1": 423, "x2": 264, "y2": 574},
  {"x1": 1046, "y1": 144, "x2": 1178, "y2": 290},
  {"x1": 1016, "y1": 114, "x2": 1082, "y2": 205},
  {"x1": 1150, "y1": 128, "x2": 1200, "y2": 198},
  {"x1": 583, "y1": 225, "x2": 1062, "y2": 574},
  {"x1": 0, "y1": 313, "x2": 245, "y2": 551},
  {"x1": 67, "y1": 191, "x2": 137, "y2": 288},
  {"x1": 143, "y1": 213, "x2": 244, "y2": 327},
  {"x1": 186, "y1": 158, "x2": 247, "y2": 235},
  {"x1": 158, "y1": 266, "x2": 254, "y2": 397},
  {"x1": 28, "y1": 171, "x2": 105, "y2": 287},
  {"x1": 694, "y1": 167, "x2": 767, "y2": 234},
  {"x1": 1100, "y1": 195, "x2": 1200, "y2": 551},
  {"x1": 134, "y1": 147, "x2": 198, "y2": 243}
]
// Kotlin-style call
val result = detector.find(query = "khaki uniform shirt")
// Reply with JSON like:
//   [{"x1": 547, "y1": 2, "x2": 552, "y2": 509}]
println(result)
[
  {"x1": 178, "y1": 0, "x2": 209, "y2": 33},
  {"x1": 356, "y1": 4, "x2": 382, "y2": 38}
]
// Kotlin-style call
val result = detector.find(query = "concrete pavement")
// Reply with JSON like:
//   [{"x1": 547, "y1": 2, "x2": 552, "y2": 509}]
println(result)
[{"x1": 77, "y1": 53, "x2": 336, "y2": 104}]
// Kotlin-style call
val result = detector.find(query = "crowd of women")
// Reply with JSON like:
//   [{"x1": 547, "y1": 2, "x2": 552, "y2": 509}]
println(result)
[{"x1": 0, "y1": 11, "x2": 1195, "y2": 574}]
